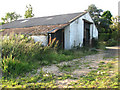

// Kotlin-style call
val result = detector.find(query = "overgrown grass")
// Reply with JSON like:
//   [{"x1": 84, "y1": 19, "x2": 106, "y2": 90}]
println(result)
[
  {"x1": 1, "y1": 34, "x2": 98, "y2": 78},
  {"x1": 1, "y1": 57, "x2": 118, "y2": 88},
  {"x1": 71, "y1": 60, "x2": 118, "y2": 88},
  {"x1": 1, "y1": 33, "x2": 119, "y2": 88}
]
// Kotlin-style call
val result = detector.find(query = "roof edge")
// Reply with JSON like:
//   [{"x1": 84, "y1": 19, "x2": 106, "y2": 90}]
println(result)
[{"x1": 68, "y1": 11, "x2": 88, "y2": 23}]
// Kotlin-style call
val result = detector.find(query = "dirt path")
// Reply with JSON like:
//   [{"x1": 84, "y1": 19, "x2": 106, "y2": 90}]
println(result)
[
  {"x1": 39, "y1": 47, "x2": 119, "y2": 87},
  {"x1": 41, "y1": 47, "x2": 119, "y2": 75}
]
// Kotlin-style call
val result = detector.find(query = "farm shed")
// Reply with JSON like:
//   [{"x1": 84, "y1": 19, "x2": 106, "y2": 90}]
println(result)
[{"x1": 0, "y1": 11, "x2": 98, "y2": 49}]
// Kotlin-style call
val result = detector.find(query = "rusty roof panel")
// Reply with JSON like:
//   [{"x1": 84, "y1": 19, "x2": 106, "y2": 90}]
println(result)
[{"x1": 0, "y1": 24, "x2": 68, "y2": 36}]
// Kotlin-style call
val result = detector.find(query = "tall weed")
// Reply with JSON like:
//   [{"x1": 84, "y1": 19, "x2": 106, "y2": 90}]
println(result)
[{"x1": 2, "y1": 55, "x2": 31, "y2": 77}]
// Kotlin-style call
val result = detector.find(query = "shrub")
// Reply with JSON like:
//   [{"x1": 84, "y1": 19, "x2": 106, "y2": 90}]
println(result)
[
  {"x1": 99, "y1": 33, "x2": 110, "y2": 41},
  {"x1": 92, "y1": 38, "x2": 99, "y2": 48},
  {"x1": 2, "y1": 34, "x2": 44, "y2": 61},
  {"x1": 106, "y1": 39, "x2": 118, "y2": 46},
  {"x1": 111, "y1": 31, "x2": 119, "y2": 40},
  {"x1": 1, "y1": 33, "x2": 98, "y2": 78},
  {"x1": 1, "y1": 55, "x2": 31, "y2": 77}
]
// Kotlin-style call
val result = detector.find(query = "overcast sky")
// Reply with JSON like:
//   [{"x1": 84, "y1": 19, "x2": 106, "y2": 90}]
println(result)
[{"x1": 0, "y1": 0, "x2": 119, "y2": 22}]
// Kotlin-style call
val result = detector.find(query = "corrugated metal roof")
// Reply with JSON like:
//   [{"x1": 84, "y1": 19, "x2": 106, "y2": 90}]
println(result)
[
  {"x1": 0, "y1": 12, "x2": 88, "y2": 35},
  {"x1": 1, "y1": 12, "x2": 86, "y2": 29},
  {"x1": 0, "y1": 24, "x2": 68, "y2": 36}
]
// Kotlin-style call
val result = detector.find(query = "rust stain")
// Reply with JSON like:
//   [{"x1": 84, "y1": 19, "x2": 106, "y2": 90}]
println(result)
[{"x1": 0, "y1": 24, "x2": 68, "y2": 36}]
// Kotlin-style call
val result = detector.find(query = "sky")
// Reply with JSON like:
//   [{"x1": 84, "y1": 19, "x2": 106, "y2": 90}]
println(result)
[{"x1": 0, "y1": 0, "x2": 119, "y2": 22}]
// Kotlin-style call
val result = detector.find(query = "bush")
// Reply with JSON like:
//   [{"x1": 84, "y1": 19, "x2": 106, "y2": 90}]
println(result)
[
  {"x1": 99, "y1": 33, "x2": 110, "y2": 41},
  {"x1": 2, "y1": 34, "x2": 44, "y2": 61},
  {"x1": 106, "y1": 39, "x2": 118, "y2": 46},
  {"x1": 2, "y1": 55, "x2": 31, "y2": 77},
  {"x1": 1, "y1": 34, "x2": 51, "y2": 77},
  {"x1": 92, "y1": 38, "x2": 99, "y2": 48},
  {"x1": 1, "y1": 33, "x2": 98, "y2": 78},
  {"x1": 111, "y1": 31, "x2": 119, "y2": 40}
]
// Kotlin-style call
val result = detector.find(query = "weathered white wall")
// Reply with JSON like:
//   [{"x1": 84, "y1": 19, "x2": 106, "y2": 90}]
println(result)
[
  {"x1": 64, "y1": 26, "x2": 70, "y2": 49},
  {"x1": 64, "y1": 12, "x2": 98, "y2": 49},
  {"x1": 81, "y1": 13, "x2": 98, "y2": 39},
  {"x1": 31, "y1": 35, "x2": 48, "y2": 46},
  {"x1": 30, "y1": 13, "x2": 98, "y2": 49},
  {"x1": 92, "y1": 25, "x2": 98, "y2": 39}
]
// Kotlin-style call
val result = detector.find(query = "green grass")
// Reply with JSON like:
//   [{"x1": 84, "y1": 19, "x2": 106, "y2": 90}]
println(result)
[
  {"x1": 70, "y1": 60, "x2": 118, "y2": 88},
  {"x1": 1, "y1": 34, "x2": 98, "y2": 78},
  {"x1": 1, "y1": 57, "x2": 118, "y2": 88},
  {"x1": 3, "y1": 33, "x2": 112, "y2": 88}
]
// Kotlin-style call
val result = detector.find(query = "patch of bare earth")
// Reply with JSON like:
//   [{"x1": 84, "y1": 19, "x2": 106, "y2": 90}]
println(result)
[{"x1": 36, "y1": 48, "x2": 119, "y2": 88}]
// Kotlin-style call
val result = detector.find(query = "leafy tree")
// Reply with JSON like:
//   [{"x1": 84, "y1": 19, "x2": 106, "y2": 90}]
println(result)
[
  {"x1": 0, "y1": 22, "x2": 5, "y2": 25},
  {"x1": 110, "y1": 16, "x2": 120, "y2": 40},
  {"x1": 99, "y1": 10, "x2": 113, "y2": 33},
  {"x1": 101, "y1": 10, "x2": 112, "y2": 24},
  {"x1": 86, "y1": 4, "x2": 103, "y2": 26},
  {"x1": 86, "y1": 4, "x2": 116, "y2": 41},
  {"x1": 110, "y1": 16, "x2": 119, "y2": 31},
  {"x1": 1, "y1": 12, "x2": 21, "y2": 24},
  {"x1": 24, "y1": 4, "x2": 34, "y2": 18}
]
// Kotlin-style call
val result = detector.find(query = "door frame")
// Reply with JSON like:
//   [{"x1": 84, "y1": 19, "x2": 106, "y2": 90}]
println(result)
[{"x1": 83, "y1": 19, "x2": 93, "y2": 47}]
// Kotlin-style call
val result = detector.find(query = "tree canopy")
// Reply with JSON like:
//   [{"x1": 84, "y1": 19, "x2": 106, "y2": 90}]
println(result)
[
  {"x1": 24, "y1": 4, "x2": 34, "y2": 18},
  {"x1": 86, "y1": 4, "x2": 103, "y2": 26},
  {"x1": 1, "y1": 12, "x2": 21, "y2": 24},
  {"x1": 99, "y1": 10, "x2": 113, "y2": 33}
]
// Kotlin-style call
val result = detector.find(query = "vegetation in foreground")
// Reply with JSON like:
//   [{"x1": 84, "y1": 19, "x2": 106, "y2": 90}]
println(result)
[
  {"x1": 1, "y1": 56, "x2": 118, "y2": 88},
  {"x1": 1, "y1": 34, "x2": 97, "y2": 78},
  {"x1": 1, "y1": 33, "x2": 119, "y2": 89}
]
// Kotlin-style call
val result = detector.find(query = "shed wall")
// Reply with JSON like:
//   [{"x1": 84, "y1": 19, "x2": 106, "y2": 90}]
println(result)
[
  {"x1": 64, "y1": 26, "x2": 70, "y2": 49},
  {"x1": 31, "y1": 35, "x2": 48, "y2": 46},
  {"x1": 64, "y1": 12, "x2": 98, "y2": 49}
]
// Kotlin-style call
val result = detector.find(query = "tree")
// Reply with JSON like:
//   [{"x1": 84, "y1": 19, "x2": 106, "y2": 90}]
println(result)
[
  {"x1": 86, "y1": 4, "x2": 103, "y2": 26},
  {"x1": 110, "y1": 16, "x2": 120, "y2": 40},
  {"x1": 101, "y1": 10, "x2": 112, "y2": 24},
  {"x1": 24, "y1": 4, "x2": 34, "y2": 18},
  {"x1": 110, "y1": 16, "x2": 119, "y2": 31},
  {"x1": 1, "y1": 12, "x2": 21, "y2": 24},
  {"x1": 99, "y1": 10, "x2": 113, "y2": 33}
]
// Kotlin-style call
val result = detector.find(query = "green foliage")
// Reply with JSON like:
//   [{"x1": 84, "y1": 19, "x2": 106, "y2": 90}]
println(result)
[
  {"x1": 71, "y1": 60, "x2": 118, "y2": 88},
  {"x1": 87, "y1": 5, "x2": 118, "y2": 45},
  {"x1": 110, "y1": 16, "x2": 120, "y2": 40},
  {"x1": 92, "y1": 38, "x2": 99, "y2": 48},
  {"x1": 2, "y1": 55, "x2": 31, "y2": 77},
  {"x1": 1, "y1": 12, "x2": 21, "y2": 24},
  {"x1": 101, "y1": 10, "x2": 113, "y2": 24},
  {"x1": 1, "y1": 33, "x2": 97, "y2": 78},
  {"x1": 110, "y1": 16, "x2": 119, "y2": 31},
  {"x1": 24, "y1": 4, "x2": 34, "y2": 18},
  {"x1": 0, "y1": 22, "x2": 5, "y2": 25},
  {"x1": 106, "y1": 39, "x2": 118, "y2": 46},
  {"x1": 86, "y1": 4, "x2": 103, "y2": 26},
  {"x1": 99, "y1": 33, "x2": 110, "y2": 41},
  {"x1": 57, "y1": 64, "x2": 73, "y2": 72},
  {"x1": 2, "y1": 34, "x2": 49, "y2": 77},
  {"x1": 1, "y1": 57, "x2": 118, "y2": 88},
  {"x1": 99, "y1": 10, "x2": 113, "y2": 34}
]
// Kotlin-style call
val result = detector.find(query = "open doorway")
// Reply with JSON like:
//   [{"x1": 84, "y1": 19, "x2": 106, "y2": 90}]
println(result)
[
  {"x1": 48, "y1": 29, "x2": 65, "y2": 49},
  {"x1": 83, "y1": 21, "x2": 91, "y2": 47}
]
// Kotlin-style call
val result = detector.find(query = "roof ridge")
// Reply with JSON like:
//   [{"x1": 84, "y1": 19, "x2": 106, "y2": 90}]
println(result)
[
  {"x1": 1, "y1": 11, "x2": 87, "y2": 29},
  {"x1": 17, "y1": 12, "x2": 85, "y2": 21}
]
